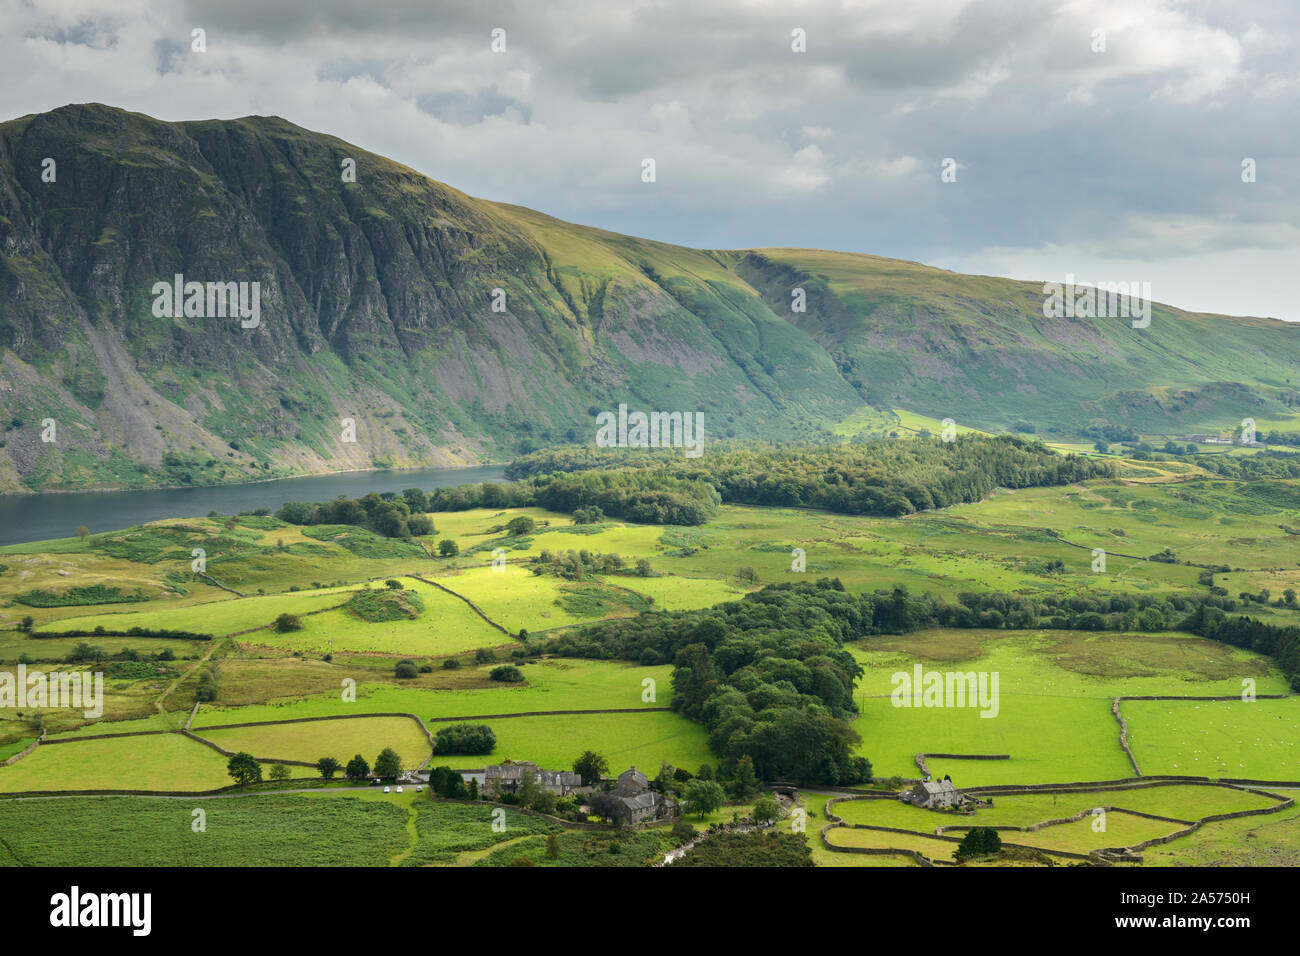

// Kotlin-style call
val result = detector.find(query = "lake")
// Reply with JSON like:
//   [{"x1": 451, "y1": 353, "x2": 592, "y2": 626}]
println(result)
[{"x1": 0, "y1": 464, "x2": 507, "y2": 547}]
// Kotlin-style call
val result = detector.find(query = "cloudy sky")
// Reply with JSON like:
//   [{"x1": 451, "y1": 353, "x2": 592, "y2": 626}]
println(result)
[{"x1": 4, "y1": 0, "x2": 1297, "y2": 319}]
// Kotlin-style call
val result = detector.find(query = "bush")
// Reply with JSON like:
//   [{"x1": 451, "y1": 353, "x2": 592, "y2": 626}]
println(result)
[
  {"x1": 442, "y1": 658, "x2": 462, "y2": 669},
  {"x1": 955, "y1": 827, "x2": 1003, "y2": 862},
  {"x1": 489, "y1": 665, "x2": 525, "y2": 683},
  {"x1": 394, "y1": 660, "x2": 418, "y2": 679},
  {"x1": 274, "y1": 613, "x2": 303, "y2": 633},
  {"x1": 474, "y1": 648, "x2": 496, "y2": 664}
]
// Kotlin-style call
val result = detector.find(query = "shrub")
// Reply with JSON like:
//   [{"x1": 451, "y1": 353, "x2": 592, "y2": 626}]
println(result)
[
  {"x1": 274, "y1": 613, "x2": 303, "y2": 632},
  {"x1": 395, "y1": 660, "x2": 418, "y2": 679},
  {"x1": 955, "y1": 827, "x2": 1003, "y2": 862},
  {"x1": 489, "y1": 665, "x2": 524, "y2": 683}
]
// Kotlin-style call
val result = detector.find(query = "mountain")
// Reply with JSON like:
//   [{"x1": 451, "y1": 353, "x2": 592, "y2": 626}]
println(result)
[{"x1": 0, "y1": 103, "x2": 1296, "y2": 492}]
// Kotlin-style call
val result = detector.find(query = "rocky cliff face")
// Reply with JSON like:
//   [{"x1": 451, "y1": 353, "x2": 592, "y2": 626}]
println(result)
[{"x1": 0, "y1": 104, "x2": 1294, "y2": 491}]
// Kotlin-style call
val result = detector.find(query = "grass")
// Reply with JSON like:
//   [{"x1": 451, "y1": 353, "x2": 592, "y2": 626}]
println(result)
[
  {"x1": 245, "y1": 578, "x2": 507, "y2": 656},
  {"x1": 31, "y1": 586, "x2": 355, "y2": 638},
  {"x1": 199, "y1": 716, "x2": 431, "y2": 768},
  {"x1": 190, "y1": 659, "x2": 672, "y2": 727},
  {"x1": 849, "y1": 628, "x2": 1288, "y2": 786},
  {"x1": 455, "y1": 711, "x2": 712, "y2": 771},
  {"x1": 0, "y1": 733, "x2": 232, "y2": 792},
  {"x1": 0, "y1": 793, "x2": 411, "y2": 865},
  {"x1": 1124, "y1": 697, "x2": 1300, "y2": 779}
]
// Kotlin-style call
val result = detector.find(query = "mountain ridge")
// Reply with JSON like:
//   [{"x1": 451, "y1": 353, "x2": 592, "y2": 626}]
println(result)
[{"x1": 0, "y1": 103, "x2": 1295, "y2": 492}]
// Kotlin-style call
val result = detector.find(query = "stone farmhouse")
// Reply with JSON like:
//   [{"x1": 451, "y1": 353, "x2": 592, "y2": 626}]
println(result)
[
  {"x1": 480, "y1": 759, "x2": 584, "y2": 797},
  {"x1": 605, "y1": 765, "x2": 678, "y2": 825},
  {"x1": 901, "y1": 778, "x2": 975, "y2": 810}
]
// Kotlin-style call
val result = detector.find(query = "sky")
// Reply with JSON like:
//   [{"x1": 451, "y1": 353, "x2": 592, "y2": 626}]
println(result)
[{"x1": 3, "y1": 0, "x2": 1297, "y2": 319}]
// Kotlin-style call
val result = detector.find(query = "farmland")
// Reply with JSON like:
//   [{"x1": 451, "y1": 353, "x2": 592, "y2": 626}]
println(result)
[{"x1": 2, "y1": 467, "x2": 1300, "y2": 867}]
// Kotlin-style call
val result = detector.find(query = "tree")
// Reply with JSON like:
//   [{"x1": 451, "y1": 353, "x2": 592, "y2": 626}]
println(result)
[
  {"x1": 274, "y1": 613, "x2": 303, "y2": 632},
  {"x1": 316, "y1": 756, "x2": 341, "y2": 779},
  {"x1": 519, "y1": 769, "x2": 542, "y2": 807},
  {"x1": 635, "y1": 558, "x2": 652, "y2": 576},
  {"x1": 546, "y1": 833, "x2": 561, "y2": 859},
  {"x1": 17, "y1": 616, "x2": 33, "y2": 633},
  {"x1": 489, "y1": 664, "x2": 524, "y2": 682},
  {"x1": 437, "y1": 539, "x2": 459, "y2": 557},
  {"x1": 433, "y1": 724, "x2": 496, "y2": 755},
  {"x1": 506, "y1": 515, "x2": 536, "y2": 537},
  {"x1": 75, "y1": 525, "x2": 90, "y2": 541},
  {"x1": 652, "y1": 761, "x2": 676, "y2": 793},
  {"x1": 588, "y1": 791, "x2": 625, "y2": 824},
  {"x1": 752, "y1": 793, "x2": 780, "y2": 824},
  {"x1": 955, "y1": 826, "x2": 1003, "y2": 862},
  {"x1": 394, "y1": 660, "x2": 418, "y2": 679},
  {"x1": 227, "y1": 752, "x2": 262, "y2": 787},
  {"x1": 374, "y1": 747, "x2": 402, "y2": 780},
  {"x1": 730, "y1": 754, "x2": 758, "y2": 799},
  {"x1": 345, "y1": 754, "x2": 370, "y2": 782},
  {"x1": 385, "y1": 579, "x2": 403, "y2": 590},
  {"x1": 683, "y1": 779, "x2": 726, "y2": 819},
  {"x1": 269, "y1": 764, "x2": 291, "y2": 782},
  {"x1": 573, "y1": 750, "x2": 609, "y2": 786}
]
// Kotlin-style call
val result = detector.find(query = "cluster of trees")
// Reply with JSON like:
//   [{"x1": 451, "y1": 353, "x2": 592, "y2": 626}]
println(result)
[
  {"x1": 955, "y1": 827, "x2": 1003, "y2": 862},
  {"x1": 427, "y1": 765, "x2": 478, "y2": 800},
  {"x1": 545, "y1": 575, "x2": 1291, "y2": 782},
  {"x1": 432, "y1": 724, "x2": 496, "y2": 755},
  {"x1": 531, "y1": 549, "x2": 651, "y2": 580},
  {"x1": 1194, "y1": 452, "x2": 1300, "y2": 480},
  {"x1": 1081, "y1": 420, "x2": 1141, "y2": 444},
  {"x1": 508, "y1": 436, "x2": 1113, "y2": 519},
  {"x1": 1184, "y1": 605, "x2": 1300, "y2": 691},
  {"x1": 548, "y1": 579, "x2": 872, "y2": 786},
  {"x1": 275, "y1": 490, "x2": 435, "y2": 539}
]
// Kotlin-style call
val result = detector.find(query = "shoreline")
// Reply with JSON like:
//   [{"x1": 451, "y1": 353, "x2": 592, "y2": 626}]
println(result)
[{"x1": 0, "y1": 460, "x2": 510, "y2": 498}]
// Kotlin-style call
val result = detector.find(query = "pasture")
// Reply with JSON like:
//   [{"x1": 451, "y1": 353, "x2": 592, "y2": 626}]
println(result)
[{"x1": 198, "y1": 715, "x2": 431, "y2": 768}]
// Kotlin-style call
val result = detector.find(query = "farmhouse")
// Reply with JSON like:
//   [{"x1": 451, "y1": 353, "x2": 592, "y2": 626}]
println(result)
[
  {"x1": 901, "y1": 779, "x2": 973, "y2": 810},
  {"x1": 481, "y1": 759, "x2": 584, "y2": 796},
  {"x1": 599, "y1": 765, "x2": 679, "y2": 824}
]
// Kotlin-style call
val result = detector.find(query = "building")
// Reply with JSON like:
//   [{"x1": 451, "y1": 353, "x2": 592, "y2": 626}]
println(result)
[
  {"x1": 901, "y1": 778, "x2": 971, "y2": 810},
  {"x1": 601, "y1": 765, "x2": 677, "y2": 824},
  {"x1": 616, "y1": 766, "x2": 649, "y2": 791},
  {"x1": 481, "y1": 759, "x2": 584, "y2": 797}
]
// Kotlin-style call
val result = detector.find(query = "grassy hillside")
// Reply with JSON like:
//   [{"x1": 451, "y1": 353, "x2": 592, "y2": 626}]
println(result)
[{"x1": 1, "y1": 104, "x2": 1297, "y2": 491}]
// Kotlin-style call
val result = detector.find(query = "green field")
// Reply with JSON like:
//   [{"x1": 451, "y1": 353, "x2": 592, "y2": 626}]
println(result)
[
  {"x1": 199, "y1": 715, "x2": 431, "y2": 768},
  {"x1": 190, "y1": 659, "x2": 671, "y2": 727},
  {"x1": 1124, "y1": 697, "x2": 1300, "y2": 779},
  {"x1": 849, "y1": 629, "x2": 1287, "y2": 786},
  {"x1": 460, "y1": 711, "x2": 712, "y2": 771},
  {"x1": 245, "y1": 578, "x2": 510, "y2": 656},
  {"x1": 0, "y1": 733, "x2": 232, "y2": 792}
]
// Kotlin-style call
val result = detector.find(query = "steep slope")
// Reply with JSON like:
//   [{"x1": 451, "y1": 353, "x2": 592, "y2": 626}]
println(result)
[
  {"x1": 732, "y1": 249, "x2": 1300, "y2": 435},
  {"x1": 0, "y1": 104, "x2": 858, "y2": 491},
  {"x1": 0, "y1": 103, "x2": 1295, "y2": 492}
]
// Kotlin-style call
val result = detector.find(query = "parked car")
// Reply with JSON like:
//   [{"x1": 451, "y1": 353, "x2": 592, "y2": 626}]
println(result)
[
  {"x1": 396, "y1": 786, "x2": 403, "y2": 793},
  {"x1": 383, "y1": 786, "x2": 390, "y2": 793},
  {"x1": 415, "y1": 786, "x2": 422, "y2": 792}
]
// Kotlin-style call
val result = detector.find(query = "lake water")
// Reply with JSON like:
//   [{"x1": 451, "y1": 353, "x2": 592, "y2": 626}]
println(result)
[{"x1": 0, "y1": 464, "x2": 507, "y2": 547}]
